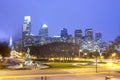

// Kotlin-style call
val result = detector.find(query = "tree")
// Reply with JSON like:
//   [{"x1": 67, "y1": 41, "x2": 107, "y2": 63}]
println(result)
[
  {"x1": 29, "y1": 42, "x2": 80, "y2": 58},
  {"x1": 114, "y1": 36, "x2": 120, "y2": 44},
  {"x1": 0, "y1": 42, "x2": 11, "y2": 58},
  {"x1": 103, "y1": 36, "x2": 120, "y2": 59},
  {"x1": 92, "y1": 50, "x2": 100, "y2": 59}
]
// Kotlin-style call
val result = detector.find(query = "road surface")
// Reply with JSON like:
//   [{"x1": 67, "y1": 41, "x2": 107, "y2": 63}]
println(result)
[{"x1": 0, "y1": 68, "x2": 120, "y2": 80}]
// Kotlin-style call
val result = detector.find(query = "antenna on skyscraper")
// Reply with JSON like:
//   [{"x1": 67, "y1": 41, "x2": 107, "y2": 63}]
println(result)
[{"x1": 9, "y1": 36, "x2": 14, "y2": 50}]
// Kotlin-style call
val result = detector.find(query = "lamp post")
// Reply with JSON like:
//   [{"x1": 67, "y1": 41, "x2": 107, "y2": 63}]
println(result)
[
  {"x1": 94, "y1": 49, "x2": 98, "y2": 73},
  {"x1": 79, "y1": 49, "x2": 82, "y2": 58},
  {"x1": 112, "y1": 52, "x2": 116, "y2": 62},
  {"x1": 84, "y1": 52, "x2": 87, "y2": 60},
  {"x1": 96, "y1": 55, "x2": 98, "y2": 73},
  {"x1": 105, "y1": 62, "x2": 114, "y2": 80}
]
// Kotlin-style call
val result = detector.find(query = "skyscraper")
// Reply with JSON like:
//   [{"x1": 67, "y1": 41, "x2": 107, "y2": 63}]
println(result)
[
  {"x1": 22, "y1": 16, "x2": 32, "y2": 47},
  {"x1": 85, "y1": 28, "x2": 93, "y2": 41},
  {"x1": 95, "y1": 32, "x2": 102, "y2": 41},
  {"x1": 9, "y1": 36, "x2": 13, "y2": 50},
  {"x1": 22, "y1": 16, "x2": 31, "y2": 39},
  {"x1": 39, "y1": 24, "x2": 48, "y2": 43},
  {"x1": 61, "y1": 28, "x2": 68, "y2": 38},
  {"x1": 95, "y1": 32, "x2": 102, "y2": 49},
  {"x1": 74, "y1": 29, "x2": 83, "y2": 45},
  {"x1": 74, "y1": 29, "x2": 82, "y2": 38}
]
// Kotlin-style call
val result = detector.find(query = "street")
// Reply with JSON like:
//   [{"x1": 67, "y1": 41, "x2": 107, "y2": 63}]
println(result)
[{"x1": 0, "y1": 68, "x2": 120, "y2": 80}]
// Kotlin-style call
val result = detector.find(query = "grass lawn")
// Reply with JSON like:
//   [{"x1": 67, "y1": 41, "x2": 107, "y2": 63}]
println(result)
[
  {"x1": 43, "y1": 60, "x2": 120, "y2": 69},
  {"x1": 43, "y1": 62, "x2": 106, "y2": 69}
]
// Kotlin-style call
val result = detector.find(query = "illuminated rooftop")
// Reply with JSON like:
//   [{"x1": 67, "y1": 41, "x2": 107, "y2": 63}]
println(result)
[
  {"x1": 42, "y1": 24, "x2": 48, "y2": 28},
  {"x1": 24, "y1": 16, "x2": 31, "y2": 22}
]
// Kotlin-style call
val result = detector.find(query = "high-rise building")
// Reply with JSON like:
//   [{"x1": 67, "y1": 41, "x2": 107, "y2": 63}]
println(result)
[
  {"x1": 22, "y1": 16, "x2": 31, "y2": 39},
  {"x1": 74, "y1": 29, "x2": 82, "y2": 38},
  {"x1": 95, "y1": 32, "x2": 102, "y2": 49},
  {"x1": 22, "y1": 16, "x2": 33, "y2": 47},
  {"x1": 74, "y1": 29, "x2": 83, "y2": 46},
  {"x1": 39, "y1": 24, "x2": 48, "y2": 44},
  {"x1": 85, "y1": 28, "x2": 93, "y2": 41},
  {"x1": 9, "y1": 36, "x2": 13, "y2": 49},
  {"x1": 61, "y1": 28, "x2": 68, "y2": 38},
  {"x1": 66, "y1": 35, "x2": 74, "y2": 43},
  {"x1": 95, "y1": 32, "x2": 102, "y2": 41}
]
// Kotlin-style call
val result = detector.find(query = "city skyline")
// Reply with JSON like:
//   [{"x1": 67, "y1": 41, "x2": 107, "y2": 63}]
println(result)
[{"x1": 0, "y1": 0, "x2": 120, "y2": 42}]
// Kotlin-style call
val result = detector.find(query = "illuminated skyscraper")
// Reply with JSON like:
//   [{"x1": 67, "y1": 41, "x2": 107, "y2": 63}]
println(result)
[
  {"x1": 22, "y1": 16, "x2": 31, "y2": 39},
  {"x1": 22, "y1": 16, "x2": 32, "y2": 47},
  {"x1": 85, "y1": 28, "x2": 93, "y2": 41},
  {"x1": 39, "y1": 24, "x2": 48, "y2": 43},
  {"x1": 9, "y1": 36, "x2": 13, "y2": 50},
  {"x1": 95, "y1": 32, "x2": 102, "y2": 49}
]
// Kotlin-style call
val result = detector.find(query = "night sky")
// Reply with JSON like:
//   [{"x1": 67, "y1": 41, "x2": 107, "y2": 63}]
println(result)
[{"x1": 0, "y1": 0, "x2": 120, "y2": 42}]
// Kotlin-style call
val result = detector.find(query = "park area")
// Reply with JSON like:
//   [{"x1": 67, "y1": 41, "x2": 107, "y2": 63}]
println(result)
[{"x1": 0, "y1": 60, "x2": 120, "y2": 80}]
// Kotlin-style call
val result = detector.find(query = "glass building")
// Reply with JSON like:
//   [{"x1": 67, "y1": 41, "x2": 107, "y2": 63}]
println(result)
[
  {"x1": 22, "y1": 16, "x2": 31, "y2": 39},
  {"x1": 85, "y1": 28, "x2": 93, "y2": 41},
  {"x1": 39, "y1": 24, "x2": 48, "y2": 43},
  {"x1": 74, "y1": 29, "x2": 82, "y2": 38},
  {"x1": 95, "y1": 32, "x2": 102, "y2": 41},
  {"x1": 61, "y1": 28, "x2": 68, "y2": 38},
  {"x1": 22, "y1": 16, "x2": 32, "y2": 47}
]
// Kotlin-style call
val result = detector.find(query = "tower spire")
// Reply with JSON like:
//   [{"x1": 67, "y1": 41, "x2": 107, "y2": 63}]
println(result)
[{"x1": 9, "y1": 36, "x2": 13, "y2": 50}]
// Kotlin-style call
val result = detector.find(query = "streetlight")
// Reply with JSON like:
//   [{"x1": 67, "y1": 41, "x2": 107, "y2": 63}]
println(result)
[
  {"x1": 79, "y1": 49, "x2": 82, "y2": 58},
  {"x1": 112, "y1": 52, "x2": 116, "y2": 62},
  {"x1": 105, "y1": 62, "x2": 115, "y2": 80},
  {"x1": 94, "y1": 49, "x2": 98, "y2": 73},
  {"x1": 107, "y1": 62, "x2": 113, "y2": 75},
  {"x1": 84, "y1": 52, "x2": 87, "y2": 60}
]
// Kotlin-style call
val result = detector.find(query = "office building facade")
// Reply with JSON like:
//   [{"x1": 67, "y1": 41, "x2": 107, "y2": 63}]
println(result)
[
  {"x1": 85, "y1": 28, "x2": 93, "y2": 41},
  {"x1": 61, "y1": 28, "x2": 68, "y2": 38},
  {"x1": 39, "y1": 24, "x2": 48, "y2": 44}
]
